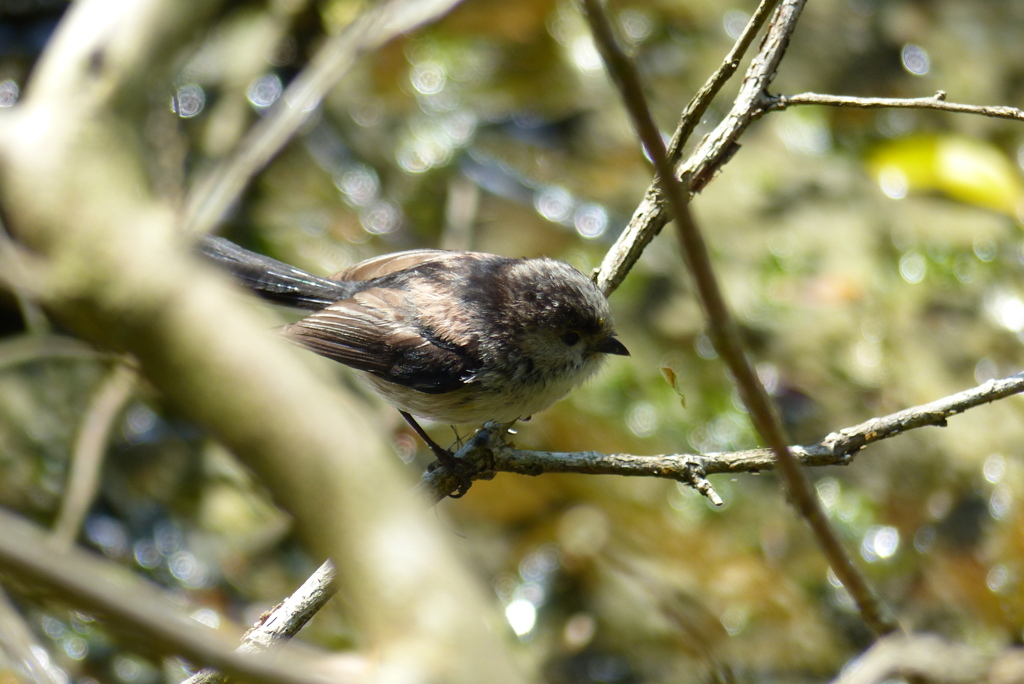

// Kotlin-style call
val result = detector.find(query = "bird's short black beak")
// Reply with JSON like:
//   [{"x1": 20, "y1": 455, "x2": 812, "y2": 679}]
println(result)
[{"x1": 596, "y1": 335, "x2": 629, "y2": 356}]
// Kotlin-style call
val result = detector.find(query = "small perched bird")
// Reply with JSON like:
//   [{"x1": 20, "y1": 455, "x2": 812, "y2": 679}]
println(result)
[{"x1": 198, "y1": 235, "x2": 628, "y2": 460}]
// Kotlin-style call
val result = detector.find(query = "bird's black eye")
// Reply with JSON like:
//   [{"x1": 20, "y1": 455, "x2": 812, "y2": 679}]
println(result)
[{"x1": 561, "y1": 331, "x2": 582, "y2": 346}]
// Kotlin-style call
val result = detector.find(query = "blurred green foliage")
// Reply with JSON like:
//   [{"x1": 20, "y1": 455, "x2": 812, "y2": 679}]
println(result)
[{"x1": 2, "y1": 0, "x2": 1024, "y2": 682}]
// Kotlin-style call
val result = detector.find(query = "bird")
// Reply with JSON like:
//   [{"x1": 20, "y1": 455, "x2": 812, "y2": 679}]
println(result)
[{"x1": 198, "y1": 235, "x2": 628, "y2": 465}]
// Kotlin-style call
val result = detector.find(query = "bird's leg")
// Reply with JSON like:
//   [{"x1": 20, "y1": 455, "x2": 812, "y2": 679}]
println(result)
[
  {"x1": 400, "y1": 411, "x2": 453, "y2": 465},
  {"x1": 400, "y1": 411, "x2": 472, "y2": 497}
]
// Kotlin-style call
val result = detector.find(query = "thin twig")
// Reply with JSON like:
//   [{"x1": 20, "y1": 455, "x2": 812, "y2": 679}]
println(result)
[
  {"x1": 667, "y1": 0, "x2": 782, "y2": 165},
  {"x1": 581, "y1": 0, "x2": 898, "y2": 638},
  {"x1": 184, "y1": 561, "x2": 341, "y2": 684},
  {"x1": 594, "y1": 0, "x2": 800, "y2": 296},
  {"x1": 768, "y1": 90, "x2": 1024, "y2": 121},
  {"x1": 595, "y1": 0, "x2": 780, "y2": 295},
  {"x1": 53, "y1": 361, "x2": 138, "y2": 547},
  {"x1": 0, "y1": 216, "x2": 52, "y2": 334},
  {"x1": 420, "y1": 371, "x2": 1024, "y2": 502}
]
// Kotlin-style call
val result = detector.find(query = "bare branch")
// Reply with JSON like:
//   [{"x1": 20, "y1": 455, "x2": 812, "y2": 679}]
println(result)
[
  {"x1": 183, "y1": 561, "x2": 345, "y2": 684},
  {"x1": 576, "y1": 0, "x2": 899, "y2": 639},
  {"x1": 420, "y1": 371, "x2": 1024, "y2": 502},
  {"x1": 769, "y1": 90, "x2": 1024, "y2": 121},
  {"x1": 594, "y1": 0, "x2": 809, "y2": 297},
  {"x1": 0, "y1": 335, "x2": 113, "y2": 370},
  {"x1": 595, "y1": 0, "x2": 781, "y2": 295},
  {"x1": 667, "y1": 0, "x2": 782, "y2": 164}
]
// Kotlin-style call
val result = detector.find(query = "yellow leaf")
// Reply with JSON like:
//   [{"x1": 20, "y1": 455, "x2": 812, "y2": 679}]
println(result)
[{"x1": 866, "y1": 134, "x2": 1022, "y2": 215}]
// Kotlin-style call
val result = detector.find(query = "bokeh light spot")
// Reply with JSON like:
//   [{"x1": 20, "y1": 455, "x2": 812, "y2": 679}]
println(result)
[
  {"x1": 569, "y1": 35, "x2": 603, "y2": 74},
  {"x1": 626, "y1": 400, "x2": 658, "y2": 438},
  {"x1": 898, "y1": 251, "x2": 926, "y2": 283},
  {"x1": 901, "y1": 43, "x2": 930, "y2": 75},
  {"x1": 173, "y1": 84, "x2": 205, "y2": 118},
  {"x1": 133, "y1": 540, "x2": 161, "y2": 569},
  {"x1": 877, "y1": 166, "x2": 909, "y2": 199},
  {"x1": 410, "y1": 61, "x2": 447, "y2": 95},
  {"x1": 983, "y1": 453, "x2": 1006, "y2": 484},
  {"x1": 973, "y1": 238, "x2": 997, "y2": 262},
  {"x1": 816, "y1": 478, "x2": 840, "y2": 512},
  {"x1": 914, "y1": 525, "x2": 936, "y2": 553},
  {"x1": 534, "y1": 186, "x2": 573, "y2": 224},
  {"x1": 85, "y1": 515, "x2": 128, "y2": 558},
  {"x1": 620, "y1": 8, "x2": 654, "y2": 44},
  {"x1": 63, "y1": 635, "x2": 88, "y2": 661},
  {"x1": 505, "y1": 599, "x2": 537, "y2": 637},
  {"x1": 860, "y1": 525, "x2": 899, "y2": 562},
  {"x1": 169, "y1": 550, "x2": 209, "y2": 589},
  {"x1": 779, "y1": 114, "x2": 831, "y2": 156},
  {"x1": 0, "y1": 79, "x2": 19, "y2": 107},
  {"x1": 336, "y1": 165, "x2": 380, "y2": 207},
  {"x1": 723, "y1": 10, "x2": 750, "y2": 39},
  {"x1": 191, "y1": 608, "x2": 220, "y2": 629},
  {"x1": 989, "y1": 484, "x2": 1012, "y2": 521},
  {"x1": 360, "y1": 200, "x2": 402, "y2": 235},
  {"x1": 985, "y1": 290, "x2": 1024, "y2": 332},
  {"x1": 987, "y1": 564, "x2": 1010, "y2": 593},
  {"x1": 247, "y1": 73, "x2": 283, "y2": 108},
  {"x1": 574, "y1": 203, "x2": 608, "y2": 239}
]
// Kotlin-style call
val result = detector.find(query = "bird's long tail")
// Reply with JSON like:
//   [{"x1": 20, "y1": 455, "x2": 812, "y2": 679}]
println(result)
[{"x1": 197, "y1": 235, "x2": 356, "y2": 311}]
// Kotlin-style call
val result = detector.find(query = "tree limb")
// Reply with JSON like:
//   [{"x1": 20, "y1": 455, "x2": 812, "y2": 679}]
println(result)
[
  {"x1": 421, "y1": 371, "x2": 1024, "y2": 497},
  {"x1": 767, "y1": 90, "x2": 1024, "y2": 121},
  {"x1": 183, "y1": 561, "x2": 345, "y2": 684},
  {"x1": 594, "y1": 0, "x2": 781, "y2": 295},
  {"x1": 577, "y1": 0, "x2": 900, "y2": 639},
  {"x1": 0, "y1": 0, "x2": 523, "y2": 681}
]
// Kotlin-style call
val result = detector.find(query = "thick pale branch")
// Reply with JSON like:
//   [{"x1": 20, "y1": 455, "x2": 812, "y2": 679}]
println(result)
[
  {"x1": 0, "y1": 0, "x2": 521, "y2": 681},
  {"x1": 829, "y1": 633, "x2": 1024, "y2": 684},
  {"x1": 0, "y1": 582, "x2": 66, "y2": 684}
]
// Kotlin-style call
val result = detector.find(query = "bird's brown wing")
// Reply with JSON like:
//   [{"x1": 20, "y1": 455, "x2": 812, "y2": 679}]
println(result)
[
  {"x1": 330, "y1": 249, "x2": 461, "y2": 282},
  {"x1": 282, "y1": 287, "x2": 480, "y2": 394}
]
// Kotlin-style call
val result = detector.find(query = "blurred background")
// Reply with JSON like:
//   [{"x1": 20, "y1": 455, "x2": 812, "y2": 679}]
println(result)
[{"x1": 1, "y1": 0, "x2": 1024, "y2": 681}]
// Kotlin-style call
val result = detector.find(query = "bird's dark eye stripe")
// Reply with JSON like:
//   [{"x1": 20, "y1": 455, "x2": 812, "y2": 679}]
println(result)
[{"x1": 561, "y1": 331, "x2": 582, "y2": 346}]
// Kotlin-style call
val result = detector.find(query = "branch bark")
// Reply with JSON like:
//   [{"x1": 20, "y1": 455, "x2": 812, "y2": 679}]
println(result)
[
  {"x1": 420, "y1": 371, "x2": 1024, "y2": 500},
  {"x1": 184, "y1": 561, "x2": 345, "y2": 684},
  {"x1": 578, "y1": 0, "x2": 899, "y2": 638},
  {"x1": 768, "y1": 90, "x2": 1024, "y2": 121},
  {"x1": 594, "y1": 0, "x2": 781, "y2": 295}
]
